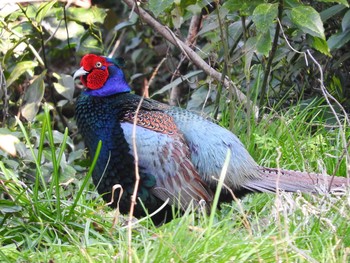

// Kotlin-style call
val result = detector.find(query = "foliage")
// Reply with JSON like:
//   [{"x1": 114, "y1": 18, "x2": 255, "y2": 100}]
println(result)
[
  {"x1": 0, "y1": 0, "x2": 349, "y2": 261},
  {"x1": 143, "y1": 0, "x2": 350, "y2": 110}
]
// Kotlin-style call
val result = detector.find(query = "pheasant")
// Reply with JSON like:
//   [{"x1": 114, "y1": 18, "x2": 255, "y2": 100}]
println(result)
[{"x1": 74, "y1": 54, "x2": 348, "y2": 223}]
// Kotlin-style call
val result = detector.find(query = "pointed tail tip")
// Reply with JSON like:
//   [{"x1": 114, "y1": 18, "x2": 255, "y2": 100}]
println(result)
[{"x1": 242, "y1": 166, "x2": 349, "y2": 194}]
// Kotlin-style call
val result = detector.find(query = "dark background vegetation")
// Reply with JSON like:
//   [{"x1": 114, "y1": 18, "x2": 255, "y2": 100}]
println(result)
[{"x1": 1, "y1": 0, "x2": 349, "y2": 127}]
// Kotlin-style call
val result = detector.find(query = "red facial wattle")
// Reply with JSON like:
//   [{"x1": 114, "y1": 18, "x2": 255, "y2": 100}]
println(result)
[
  {"x1": 80, "y1": 54, "x2": 110, "y2": 90},
  {"x1": 81, "y1": 69, "x2": 109, "y2": 90}
]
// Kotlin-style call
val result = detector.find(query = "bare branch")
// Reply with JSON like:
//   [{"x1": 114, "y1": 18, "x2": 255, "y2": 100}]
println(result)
[
  {"x1": 122, "y1": 0, "x2": 257, "y2": 115},
  {"x1": 169, "y1": 14, "x2": 202, "y2": 106}
]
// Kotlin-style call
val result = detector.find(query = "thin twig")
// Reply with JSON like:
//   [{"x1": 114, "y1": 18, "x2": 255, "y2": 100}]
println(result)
[
  {"x1": 278, "y1": 17, "x2": 350, "y2": 184},
  {"x1": 306, "y1": 50, "x2": 350, "y2": 183},
  {"x1": 277, "y1": 18, "x2": 308, "y2": 65},
  {"x1": 148, "y1": 57, "x2": 167, "y2": 89},
  {"x1": 106, "y1": 184, "x2": 123, "y2": 229},
  {"x1": 109, "y1": 29, "x2": 125, "y2": 58},
  {"x1": 331, "y1": 139, "x2": 350, "y2": 179},
  {"x1": 142, "y1": 58, "x2": 166, "y2": 98}
]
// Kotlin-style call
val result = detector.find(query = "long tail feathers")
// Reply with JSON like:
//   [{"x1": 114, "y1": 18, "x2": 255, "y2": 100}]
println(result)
[{"x1": 242, "y1": 166, "x2": 349, "y2": 194}]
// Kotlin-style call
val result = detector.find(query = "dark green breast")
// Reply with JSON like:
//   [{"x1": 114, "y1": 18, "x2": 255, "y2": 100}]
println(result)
[{"x1": 75, "y1": 92, "x2": 172, "y2": 221}]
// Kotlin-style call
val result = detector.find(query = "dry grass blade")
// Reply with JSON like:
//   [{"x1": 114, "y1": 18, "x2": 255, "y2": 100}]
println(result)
[
  {"x1": 127, "y1": 91, "x2": 145, "y2": 262},
  {"x1": 106, "y1": 183, "x2": 123, "y2": 229}
]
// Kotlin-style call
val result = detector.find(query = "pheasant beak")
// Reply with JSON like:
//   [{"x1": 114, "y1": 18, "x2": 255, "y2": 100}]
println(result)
[{"x1": 73, "y1": 67, "x2": 89, "y2": 80}]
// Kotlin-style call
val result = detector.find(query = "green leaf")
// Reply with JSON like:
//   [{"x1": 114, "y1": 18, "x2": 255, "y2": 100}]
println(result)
[
  {"x1": 152, "y1": 70, "x2": 202, "y2": 96},
  {"x1": 187, "y1": 86, "x2": 216, "y2": 112},
  {"x1": 290, "y1": 6, "x2": 325, "y2": 39},
  {"x1": 284, "y1": 0, "x2": 301, "y2": 8},
  {"x1": 12, "y1": 21, "x2": 34, "y2": 36},
  {"x1": 328, "y1": 30, "x2": 350, "y2": 50},
  {"x1": 113, "y1": 20, "x2": 137, "y2": 32},
  {"x1": 0, "y1": 200, "x2": 22, "y2": 214},
  {"x1": 180, "y1": 0, "x2": 197, "y2": 8},
  {"x1": 62, "y1": 6, "x2": 107, "y2": 25},
  {"x1": 35, "y1": 1, "x2": 57, "y2": 23},
  {"x1": 342, "y1": 9, "x2": 350, "y2": 31},
  {"x1": 148, "y1": 0, "x2": 175, "y2": 17},
  {"x1": 21, "y1": 70, "x2": 46, "y2": 121},
  {"x1": 224, "y1": 0, "x2": 264, "y2": 15},
  {"x1": 325, "y1": 9, "x2": 350, "y2": 51},
  {"x1": 53, "y1": 73, "x2": 75, "y2": 101},
  {"x1": 52, "y1": 130, "x2": 74, "y2": 149},
  {"x1": 172, "y1": 5, "x2": 183, "y2": 29},
  {"x1": 77, "y1": 33, "x2": 104, "y2": 56},
  {"x1": 5, "y1": 61, "x2": 38, "y2": 89},
  {"x1": 317, "y1": 0, "x2": 349, "y2": 8},
  {"x1": 320, "y1": 4, "x2": 347, "y2": 22},
  {"x1": 256, "y1": 32, "x2": 272, "y2": 56},
  {"x1": 309, "y1": 36, "x2": 330, "y2": 56},
  {"x1": 244, "y1": 37, "x2": 257, "y2": 76},
  {"x1": 252, "y1": 3, "x2": 278, "y2": 32}
]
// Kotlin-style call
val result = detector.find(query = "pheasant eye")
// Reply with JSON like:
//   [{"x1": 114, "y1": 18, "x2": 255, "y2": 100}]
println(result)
[{"x1": 95, "y1": 62, "x2": 102, "y2": 68}]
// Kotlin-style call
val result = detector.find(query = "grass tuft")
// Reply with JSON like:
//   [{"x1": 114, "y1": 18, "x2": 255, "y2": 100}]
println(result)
[{"x1": 0, "y1": 99, "x2": 349, "y2": 262}]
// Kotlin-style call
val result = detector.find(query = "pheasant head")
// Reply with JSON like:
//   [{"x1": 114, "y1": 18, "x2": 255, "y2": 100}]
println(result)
[{"x1": 73, "y1": 54, "x2": 131, "y2": 96}]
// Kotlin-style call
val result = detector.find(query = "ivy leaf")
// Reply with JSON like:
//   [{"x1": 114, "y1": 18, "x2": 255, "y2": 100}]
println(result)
[
  {"x1": 252, "y1": 3, "x2": 278, "y2": 32},
  {"x1": 290, "y1": 6, "x2": 325, "y2": 39},
  {"x1": 21, "y1": 70, "x2": 46, "y2": 121},
  {"x1": 148, "y1": 0, "x2": 175, "y2": 17}
]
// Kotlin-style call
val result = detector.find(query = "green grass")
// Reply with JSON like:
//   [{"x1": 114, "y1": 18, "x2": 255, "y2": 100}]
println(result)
[{"x1": 0, "y1": 101, "x2": 349, "y2": 262}]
